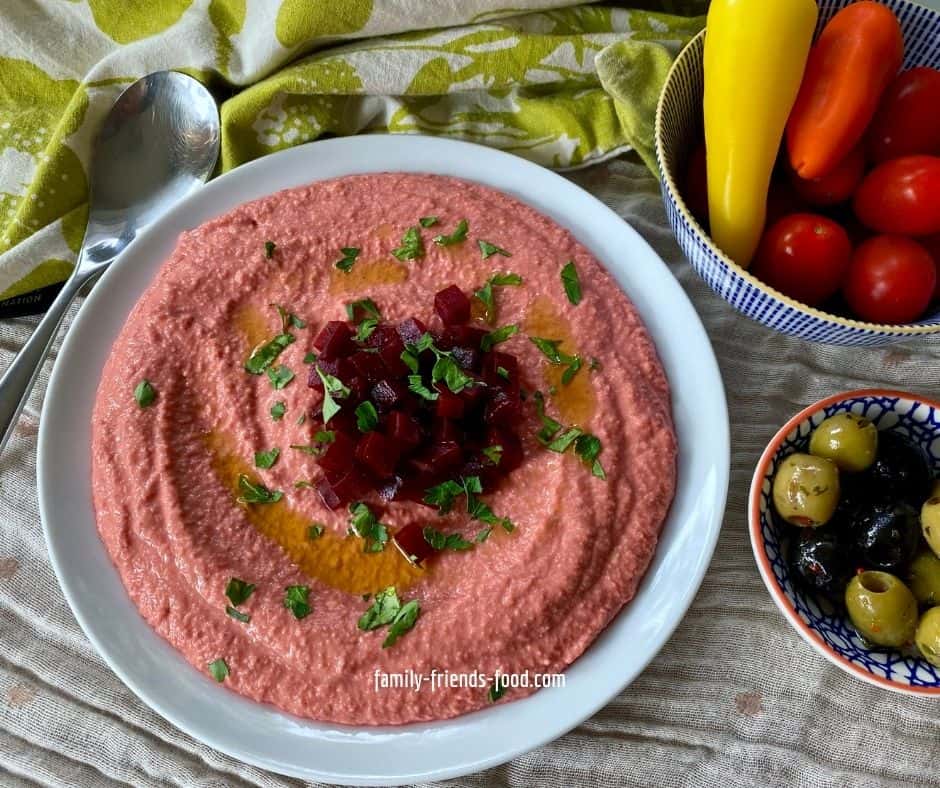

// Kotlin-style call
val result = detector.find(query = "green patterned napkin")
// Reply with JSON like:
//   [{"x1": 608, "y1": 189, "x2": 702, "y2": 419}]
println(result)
[{"x1": 0, "y1": 1, "x2": 703, "y2": 304}]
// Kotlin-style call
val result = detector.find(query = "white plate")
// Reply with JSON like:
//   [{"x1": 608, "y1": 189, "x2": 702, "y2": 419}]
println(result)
[{"x1": 38, "y1": 135, "x2": 728, "y2": 784}]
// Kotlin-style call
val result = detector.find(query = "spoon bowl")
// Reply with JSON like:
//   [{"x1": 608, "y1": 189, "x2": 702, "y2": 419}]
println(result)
[{"x1": 0, "y1": 71, "x2": 219, "y2": 453}]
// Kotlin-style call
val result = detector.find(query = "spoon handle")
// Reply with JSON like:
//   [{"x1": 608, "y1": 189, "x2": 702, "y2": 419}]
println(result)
[{"x1": 0, "y1": 269, "x2": 98, "y2": 455}]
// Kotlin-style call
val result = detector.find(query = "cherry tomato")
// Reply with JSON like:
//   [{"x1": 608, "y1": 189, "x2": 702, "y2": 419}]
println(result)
[
  {"x1": 753, "y1": 214, "x2": 852, "y2": 306},
  {"x1": 867, "y1": 67, "x2": 940, "y2": 163},
  {"x1": 919, "y1": 234, "x2": 940, "y2": 302},
  {"x1": 789, "y1": 144, "x2": 865, "y2": 206},
  {"x1": 853, "y1": 155, "x2": 940, "y2": 236},
  {"x1": 844, "y1": 235, "x2": 936, "y2": 323},
  {"x1": 683, "y1": 140, "x2": 708, "y2": 228}
]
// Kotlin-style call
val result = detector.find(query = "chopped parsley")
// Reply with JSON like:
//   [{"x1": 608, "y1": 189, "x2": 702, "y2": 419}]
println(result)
[
  {"x1": 480, "y1": 323, "x2": 518, "y2": 352},
  {"x1": 423, "y1": 526, "x2": 474, "y2": 552},
  {"x1": 296, "y1": 412, "x2": 306, "y2": 426},
  {"x1": 303, "y1": 351, "x2": 317, "y2": 364},
  {"x1": 391, "y1": 227, "x2": 424, "y2": 261},
  {"x1": 408, "y1": 375, "x2": 438, "y2": 401},
  {"x1": 226, "y1": 606, "x2": 250, "y2": 623},
  {"x1": 283, "y1": 585, "x2": 311, "y2": 619},
  {"x1": 225, "y1": 577, "x2": 255, "y2": 607},
  {"x1": 474, "y1": 272, "x2": 523, "y2": 323},
  {"x1": 308, "y1": 524, "x2": 325, "y2": 539},
  {"x1": 402, "y1": 333, "x2": 474, "y2": 398},
  {"x1": 349, "y1": 502, "x2": 389, "y2": 553},
  {"x1": 316, "y1": 366, "x2": 350, "y2": 424},
  {"x1": 423, "y1": 476, "x2": 514, "y2": 532},
  {"x1": 134, "y1": 380, "x2": 156, "y2": 408},
  {"x1": 533, "y1": 391, "x2": 606, "y2": 479},
  {"x1": 294, "y1": 480, "x2": 313, "y2": 489},
  {"x1": 529, "y1": 336, "x2": 582, "y2": 385},
  {"x1": 346, "y1": 297, "x2": 381, "y2": 321},
  {"x1": 266, "y1": 364, "x2": 294, "y2": 390},
  {"x1": 355, "y1": 401, "x2": 379, "y2": 432},
  {"x1": 419, "y1": 216, "x2": 439, "y2": 227},
  {"x1": 357, "y1": 587, "x2": 421, "y2": 648},
  {"x1": 433, "y1": 218, "x2": 469, "y2": 246},
  {"x1": 254, "y1": 447, "x2": 280, "y2": 469},
  {"x1": 208, "y1": 658, "x2": 229, "y2": 682},
  {"x1": 482, "y1": 444, "x2": 503, "y2": 465},
  {"x1": 478, "y1": 239, "x2": 511, "y2": 259},
  {"x1": 236, "y1": 474, "x2": 283, "y2": 504},
  {"x1": 335, "y1": 246, "x2": 360, "y2": 272},
  {"x1": 271, "y1": 303, "x2": 306, "y2": 332},
  {"x1": 488, "y1": 678, "x2": 507, "y2": 702},
  {"x1": 245, "y1": 333, "x2": 295, "y2": 375},
  {"x1": 355, "y1": 318, "x2": 378, "y2": 342},
  {"x1": 270, "y1": 400, "x2": 286, "y2": 421},
  {"x1": 264, "y1": 240, "x2": 276, "y2": 259},
  {"x1": 560, "y1": 260, "x2": 582, "y2": 305}
]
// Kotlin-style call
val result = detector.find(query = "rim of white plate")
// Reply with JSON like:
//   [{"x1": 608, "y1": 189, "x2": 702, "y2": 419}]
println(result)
[{"x1": 37, "y1": 134, "x2": 729, "y2": 784}]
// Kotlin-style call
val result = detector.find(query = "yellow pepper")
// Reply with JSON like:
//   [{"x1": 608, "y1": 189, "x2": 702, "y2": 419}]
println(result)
[{"x1": 703, "y1": 0, "x2": 817, "y2": 267}]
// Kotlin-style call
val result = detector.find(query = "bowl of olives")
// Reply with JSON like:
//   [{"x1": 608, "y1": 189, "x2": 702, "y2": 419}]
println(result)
[{"x1": 749, "y1": 389, "x2": 940, "y2": 695}]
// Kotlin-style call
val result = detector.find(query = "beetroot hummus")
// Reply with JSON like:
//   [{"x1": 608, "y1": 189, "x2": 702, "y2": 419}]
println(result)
[{"x1": 91, "y1": 173, "x2": 677, "y2": 725}]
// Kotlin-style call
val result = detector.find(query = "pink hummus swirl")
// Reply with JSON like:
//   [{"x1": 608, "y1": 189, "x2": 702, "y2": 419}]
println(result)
[{"x1": 91, "y1": 173, "x2": 677, "y2": 724}]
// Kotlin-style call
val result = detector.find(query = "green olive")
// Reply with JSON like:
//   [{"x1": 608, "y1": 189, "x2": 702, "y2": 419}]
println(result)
[
  {"x1": 908, "y1": 550, "x2": 940, "y2": 606},
  {"x1": 772, "y1": 452, "x2": 840, "y2": 527},
  {"x1": 921, "y1": 493, "x2": 940, "y2": 559},
  {"x1": 916, "y1": 607, "x2": 940, "y2": 667},
  {"x1": 845, "y1": 571, "x2": 918, "y2": 648},
  {"x1": 808, "y1": 413, "x2": 878, "y2": 472}
]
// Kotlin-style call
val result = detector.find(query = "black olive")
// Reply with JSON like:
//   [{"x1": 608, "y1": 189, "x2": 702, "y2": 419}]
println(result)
[
  {"x1": 786, "y1": 524, "x2": 852, "y2": 600},
  {"x1": 863, "y1": 431, "x2": 931, "y2": 506},
  {"x1": 851, "y1": 501, "x2": 920, "y2": 575}
]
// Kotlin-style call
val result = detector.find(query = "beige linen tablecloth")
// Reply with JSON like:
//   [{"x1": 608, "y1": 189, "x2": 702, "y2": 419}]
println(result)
[{"x1": 1, "y1": 155, "x2": 937, "y2": 788}]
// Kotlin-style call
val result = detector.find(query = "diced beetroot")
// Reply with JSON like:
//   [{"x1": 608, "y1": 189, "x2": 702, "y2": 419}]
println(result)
[
  {"x1": 428, "y1": 440, "x2": 463, "y2": 469},
  {"x1": 451, "y1": 346, "x2": 480, "y2": 372},
  {"x1": 317, "y1": 467, "x2": 366, "y2": 508},
  {"x1": 348, "y1": 351, "x2": 386, "y2": 384},
  {"x1": 458, "y1": 378, "x2": 487, "y2": 408},
  {"x1": 377, "y1": 475, "x2": 404, "y2": 501},
  {"x1": 387, "y1": 411, "x2": 422, "y2": 449},
  {"x1": 371, "y1": 379, "x2": 411, "y2": 412},
  {"x1": 393, "y1": 522, "x2": 436, "y2": 565},
  {"x1": 313, "y1": 321, "x2": 354, "y2": 360},
  {"x1": 483, "y1": 351, "x2": 518, "y2": 390},
  {"x1": 367, "y1": 324, "x2": 409, "y2": 376},
  {"x1": 309, "y1": 357, "x2": 354, "y2": 392},
  {"x1": 485, "y1": 389, "x2": 519, "y2": 427},
  {"x1": 344, "y1": 375, "x2": 370, "y2": 404},
  {"x1": 316, "y1": 431, "x2": 356, "y2": 472},
  {"x1": 431, "y1": 418, "x2": 462, "y2": 444},
  {"x1": 438, "y1": 325, "x2": 487, "y2": 350},
  {"x1": 315, "y1": 477, "x2": 342, "y2": 510},
  {"x1": 355, "y1": 431, "x2": 400, "y2": 478},
  {"x1": 436, "y1": 389, "x2": 465, "y2": 420},
  {"x1": 397, "y1": 317, "x2": 428, "y2": 346},
  {"x1": 434, "y1": 285, "x2": 471, "y2": 326}
]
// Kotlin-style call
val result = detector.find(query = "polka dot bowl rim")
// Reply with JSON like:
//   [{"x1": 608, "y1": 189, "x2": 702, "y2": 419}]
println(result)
[
  {"x1": 748, "y1": 389, "x2": 940, "y2": 696},
  {"x1": 653, "y1": 0, "x2": 940, "y2": 344}
]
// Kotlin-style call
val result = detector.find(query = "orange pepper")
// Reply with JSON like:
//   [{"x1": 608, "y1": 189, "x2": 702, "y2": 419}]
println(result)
[{"x1": 786, "y1": 1, "x2": 904, "y2": 180}]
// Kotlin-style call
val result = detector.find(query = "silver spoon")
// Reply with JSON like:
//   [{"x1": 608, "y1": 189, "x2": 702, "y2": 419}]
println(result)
[{"x1": 0, "y1": 71, "x2": 219, "y2": 454}]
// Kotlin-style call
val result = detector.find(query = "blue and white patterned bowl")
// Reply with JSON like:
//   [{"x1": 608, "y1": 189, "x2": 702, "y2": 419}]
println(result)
[
  {"x1": 749, "y1": 390, "x2": 940, "y2": 695},
  {"x1": 654, "y1": 0, "x2": 940, "y2": 346}
]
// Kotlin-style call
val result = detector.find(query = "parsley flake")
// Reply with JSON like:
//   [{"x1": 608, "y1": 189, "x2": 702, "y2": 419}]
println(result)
[
  {"x1": 245, "y1": 333, "x2": 295, "y2": 375},
  {"x1": 303, "y1": 351, "x2": 317, "y2": 365},
  {"x1": 346, "y1": 297, "x2": 381, "y2": 322},
  {"x1": 391, "y1": 227, "x2": 424, "y2": 261},
  {"x1": 433, "y1": 219, "x2": 469, "y2": 246},
  {"x1": 560, "y1": 260, "x2": 582, "y2": 305},
  {"x1": 266, "y1": 364, "x2": 294, "y2": 390},
  {"x1": 382, "y1": 600, "x2": 420, "y2": 648},
  {"x1": 480, "y1": 324, "x2": 518, "y2": 352},
  {"x1": 236, "y1": 474, "x2": 283, "y2": 505},
  {"x1": 488, "y1": 678, "x2": 507, "y2": 702},
  {"x1": 335, "y1": 246, "x2": 360, "y2": 272},
  {"x1": 474, "y1": 272, "x2": 522, "y2": 323},
  {"x1": 478, "y1": 239, "x2": 511, "y2": 259},
  {"x1": 482, "y1": 445, "x2": 503, "y2": 465},
  {"x1": 264, "y1": 240, "x2": 276, "y2": 259},
  {"x1": 529, "y1": 336, "x2": 582, "y2": 385},
  {"x1": 355, "y1": 401, "x2": 379, "y2": 432},
  {"x1": 226, "y1": 606, "x2": 250, "y2": 623},
  {"x1": 423, "y1": 526, "x2": 474, "y2": 552},
  {"x1": 358, "y1": 586, "x2": 402, "y2": 631},
  {"x1": 134, "y1": 380, "x2": 156, "y2": 408},
  {"x1": 316, "y1": 366, "x2": 351, "y2": 424},
  {"x1": 225, "y1": 578, "x2": 255, "y2": 607},
  {"x1": 348, "y1": 502, "x2": 389, "y2": 553},
  {"x1": 284, "y1": 585, "x2": 311, "y2": 619},
  {"x1": 208, "y1": 658, "x2": 229, "y2": 682},
  {"x1": 419, "y1": 216, "x2": 439, "y2": 227},
  {"x1": 308, "y1": 524, "x2": 325, "y2": 539},
  {"x1": 270, "y1": 400, "x2": 286, "y2": 421},
  {"x1": 254, "y1": 447, "x2": 280, "y2": 469}
]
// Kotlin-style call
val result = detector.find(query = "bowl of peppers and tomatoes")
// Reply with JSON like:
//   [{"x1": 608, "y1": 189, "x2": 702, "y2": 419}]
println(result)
[{"x1": 655, "y1": 0, "x2": 940, "y2": 346}]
